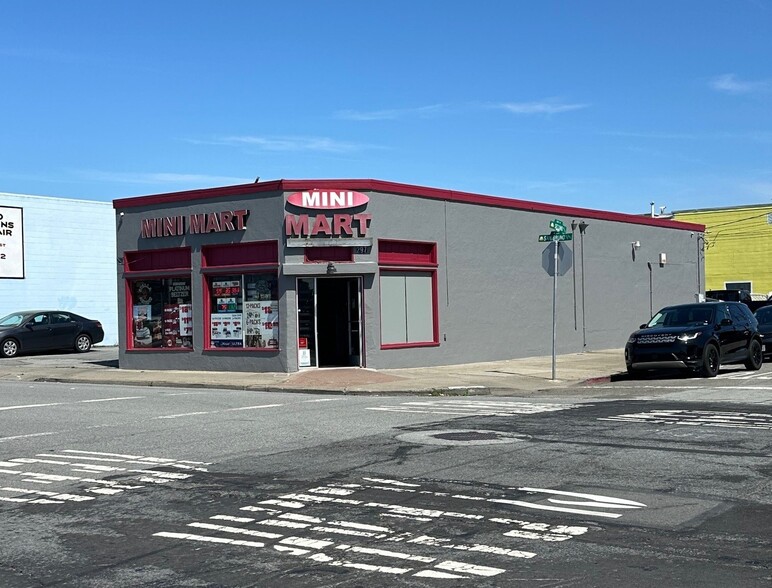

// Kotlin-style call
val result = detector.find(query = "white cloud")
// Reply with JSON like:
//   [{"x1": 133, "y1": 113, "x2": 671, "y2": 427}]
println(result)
[
  {"x1": 335, "y1": 104, "x2": 450, "y2": 121},
  {"x1": 196, "y1": 135, "x2": 373, "y2": 153},
  {"x1": 710, "y1": 73, "x2": 772, "y2": 95},
  {"x1": 336, "y1": 100, "x2": 587, "y2": 120},
  {"x1": 495, "y1": 99, "x2": 589, "y2": 115}
]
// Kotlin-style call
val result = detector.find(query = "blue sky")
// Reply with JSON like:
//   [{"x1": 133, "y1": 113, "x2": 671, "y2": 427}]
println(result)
[{"x1": 1, "y1": 1, "x2": 771, "y2": 214}]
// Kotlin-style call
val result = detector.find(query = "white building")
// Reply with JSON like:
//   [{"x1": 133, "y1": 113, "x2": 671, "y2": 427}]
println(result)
[{"x1": 0, "y1": 193, "x2": 118, "y2": 345}]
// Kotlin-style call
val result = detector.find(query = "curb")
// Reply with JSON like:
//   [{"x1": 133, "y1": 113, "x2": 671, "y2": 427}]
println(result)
[{"x1": 27, "y1": 376, "x2": 496, "y2": 397}]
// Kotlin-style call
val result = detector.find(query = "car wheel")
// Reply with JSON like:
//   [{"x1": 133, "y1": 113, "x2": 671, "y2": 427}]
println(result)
[
  {"x1": 1, "y1": 338, "x2": 20, "y2": 358},
  {"x1": 699, "y1": 343, "x2": 720, "y2": 377},
  {"x1": 74, "y1": 334, "x2": 92, "y2": 353},
  {"x1": 744, "y1": 339, "x2": 763, "y2": 371}
]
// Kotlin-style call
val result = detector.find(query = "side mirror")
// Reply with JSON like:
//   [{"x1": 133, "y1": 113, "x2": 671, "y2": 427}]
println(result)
[
  {"x1": 720, "y1": 318, "x2": 732, "y2": 326},
  {"x1": 25, "y1": 323, "x2": 34, "y2": 329},
  {"x1": 639, "y1": 324, "x2": 648, "y2": 329}
]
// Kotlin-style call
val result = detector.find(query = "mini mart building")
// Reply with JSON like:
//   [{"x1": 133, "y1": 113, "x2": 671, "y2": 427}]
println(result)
[{"x1": 113, "y1": 179, "x2": 705, "y2": 372}]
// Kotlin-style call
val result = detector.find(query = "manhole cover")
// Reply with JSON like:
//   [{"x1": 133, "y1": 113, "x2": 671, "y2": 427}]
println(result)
[
  {"x1": 434, "y1": 431, "x2": 501, "y2": 441},
  {"x1": 395, "y1": 429, "x2": 529, "y2": 446}
]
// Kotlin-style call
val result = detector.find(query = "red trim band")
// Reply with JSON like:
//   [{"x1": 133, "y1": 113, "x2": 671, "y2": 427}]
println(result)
[{"x1": 113, "y1": 178, "x2": 704, "y2": 232}]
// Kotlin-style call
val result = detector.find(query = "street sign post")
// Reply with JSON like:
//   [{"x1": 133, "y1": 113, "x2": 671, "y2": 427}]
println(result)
[
  {"x1": 549, "y1": 219, "x2": 567, "y2": 233},
  {"x1": 541, "y1": 220, "x2": 571, "y2": 380},
  {"x1": 539, "y1": 232, "x2": 573, "y2": 242}
]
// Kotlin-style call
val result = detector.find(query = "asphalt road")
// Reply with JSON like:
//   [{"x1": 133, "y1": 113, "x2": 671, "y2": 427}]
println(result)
[{"x1": 0, "y1": 370, "x2": 770, "y2": 587}]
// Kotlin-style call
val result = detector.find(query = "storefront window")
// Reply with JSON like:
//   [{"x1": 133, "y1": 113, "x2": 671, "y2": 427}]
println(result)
[
  {"x1": 378, "y1": 239, "x2": 438, "y2": 348},
  {"x1": 208, "y1": 273, "x2": 279, "y2": 349},
  {"x1": 131, "y1": 278, "x2": 193, "y2": 349},
  {"x1": 380, "y1": 271, "x2": 435, "y2": 344}
]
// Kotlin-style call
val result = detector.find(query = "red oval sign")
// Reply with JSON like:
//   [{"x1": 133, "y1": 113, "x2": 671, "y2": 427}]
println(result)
[{"x1": 287, "y1": 190, "x2": 369, "y2": 210}]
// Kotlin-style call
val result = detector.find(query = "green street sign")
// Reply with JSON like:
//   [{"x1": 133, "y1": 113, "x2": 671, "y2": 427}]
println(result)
[
  {"x1": 538, "y1": 232, "x2": 573, "y2": 242},
  {"x1": 549, "y1": 219, "x2": 567, "y2": 233}
]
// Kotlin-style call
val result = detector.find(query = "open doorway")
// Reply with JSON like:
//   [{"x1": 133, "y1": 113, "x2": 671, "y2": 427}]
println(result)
[{"x1": 297, "y1": 277, "x2": 362, "y2": 368}]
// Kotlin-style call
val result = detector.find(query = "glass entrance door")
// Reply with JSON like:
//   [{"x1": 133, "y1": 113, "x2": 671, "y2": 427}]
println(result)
[{"x1": 296, "y1": 277, "x2": 362, "y2": 368}]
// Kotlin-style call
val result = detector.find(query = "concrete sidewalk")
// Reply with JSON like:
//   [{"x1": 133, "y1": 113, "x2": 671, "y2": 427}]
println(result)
[{"x1": 0, "y1": 347, "x2": 627, "y2": 395}]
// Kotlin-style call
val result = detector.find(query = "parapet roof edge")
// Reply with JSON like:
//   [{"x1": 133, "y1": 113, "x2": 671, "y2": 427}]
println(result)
[
  {"x1": 112, "y1": 178, "x2": 704, "y2": 232},
  {"x1": 674, "y1": 202, "x2": 772, "y2": 214}
]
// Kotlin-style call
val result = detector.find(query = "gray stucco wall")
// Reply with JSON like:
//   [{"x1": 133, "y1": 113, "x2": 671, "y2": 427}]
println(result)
[
  {"x1": 115, "y1": 186, "x2": 702, "y2": 372},
  {"x1": 360, "y1": 192, "x2": 702, "y2": 369}
]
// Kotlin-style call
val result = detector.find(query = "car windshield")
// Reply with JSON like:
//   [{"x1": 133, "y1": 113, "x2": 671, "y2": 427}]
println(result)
[
  {"x1": 0, "y1": 313, "x2": 26, "y2": 327},
  {"x1": 647, "y1": 305, "x2": 714, "y2": 328},
  {"x1": 755, "y1": 306, "x2": 772, "y2": 325}
]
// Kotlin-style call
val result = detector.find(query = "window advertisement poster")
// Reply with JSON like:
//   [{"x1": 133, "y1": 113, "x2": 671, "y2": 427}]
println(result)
[
  {"x1": 132, "y1": 304, "x2": 155, "y2": 347},
  {"x1": 217, "y1": 297, "x2": 238, "y2": 312},
  {"x1": 262, "y1": 301, "x2": 279, "y2": 348},
  {"x1": 244, "y1": 301, "x2": 278, "y2": 348},
  {"x1": 211, "y1": 312, "x2": 243, "y2": 347},
  {"x1": 179, "y1": 303, "x2": 193, "y2": 337},
  {"x1": 0, "y1": 206, "x2": 24, "y2": 279},
  {"x1": 213, "y1": 280, "x2": 241, "y2": 297},
  {"x1": 163, "y1": 304, "x2": 193, "y2": 348},
  {"x1": 168, "y1": 279, "x2": 191, "y2": 303}
]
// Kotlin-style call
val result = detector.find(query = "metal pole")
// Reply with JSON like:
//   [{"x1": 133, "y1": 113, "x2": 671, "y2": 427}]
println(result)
[
  {"x1": 552, "y1": 238, "x2": 559, "y2": 380},
  {"x1": 647, "y1": 262, "x2": 653, "y2": 317},
  {"x1": 579, "y1": 222, "x2": 587, "y2": 348},
  {"x1": 571, "y1": 222, "x2": 577, "y2": 330}
]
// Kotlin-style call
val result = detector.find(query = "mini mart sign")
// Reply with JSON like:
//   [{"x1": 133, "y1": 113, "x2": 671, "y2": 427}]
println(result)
[
  {"x1": 0, "y1": 206, "x2": 24, "y2": 279},
  {"x1": 284, "y1": 190, "x2": 372, "y2": 239}
]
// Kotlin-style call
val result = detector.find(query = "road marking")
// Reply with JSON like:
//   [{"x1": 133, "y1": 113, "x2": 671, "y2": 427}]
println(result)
[
  {"x1": 0, "y1": 432, "x2": 59, "y2": 442},
  {"x1": 367, "y1": 400, "x2": 580, "y2": 417},
  {"x1": 225, "y1": 404, "x2": 284, "y2": 412},
  {"x1": 407, "y1": 535, "x2": 535, "y2": 559},
  {"x1": 154, "y1": 531, "x2": 265, "y2": 548},
  {"x1": 154, "y1": 477, "x2": 640, "y2": 580},
  {"x1": 599, "y1": 409, "x2": 772, "y2": 430},
  {"x1": 155, "y1": 404, "x2": 285, "y2": 419},
  {"x1": 0, "y1": 397, "x2": 145, "y2": 412},
  {"x1": 1, "y1": 487, "x2": 95, "y2": 502},
  {"x1": 80, "y1": 396, "x2": 144, "y2": 403},
  {"x1": 0, "y1": 403, "x2": 64, "y2": 411},
  {"x1": 517, "y1": 488, "x2": 647, "y2": 507},
  {"x1": 189, "y1": 522, "x2": 284, "y2": 539},
  {"x1": 434, "y1": 560, "x2": 506, "y2": 577},
  {"x1": 0, "y1": 449, "x2": 208, "y2": 504}
]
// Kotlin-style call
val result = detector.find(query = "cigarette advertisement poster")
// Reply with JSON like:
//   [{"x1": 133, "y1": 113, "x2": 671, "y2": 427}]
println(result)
[
  {"x1": 179, "y1": 303, "x2": 193, "y2": 336},
  {"x1": 168, "y1": 279, "x2": 191, "y2": 303},
  {"x1": 213, "y1": 280, "x2": 241, "y2": 297},
  {"x1": 211, "y1": 312, "x2": 243, "y2": 347},
  {"x1": 244, "y1": 301, "x2": 279, "y2": 348}
]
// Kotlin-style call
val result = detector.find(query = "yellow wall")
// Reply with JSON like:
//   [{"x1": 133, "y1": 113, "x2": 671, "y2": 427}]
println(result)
[{"x1": 674, "y1": 205, "x2": 772, "y2": 296}]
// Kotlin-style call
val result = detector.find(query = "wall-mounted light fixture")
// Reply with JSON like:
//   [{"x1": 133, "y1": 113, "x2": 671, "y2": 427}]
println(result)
[
  {"x1": 326, "y1": 262, "x2": 336, "y2": 275},
  {"x1": 631, "y1": 240, "x2": 641, "y2": 261}
]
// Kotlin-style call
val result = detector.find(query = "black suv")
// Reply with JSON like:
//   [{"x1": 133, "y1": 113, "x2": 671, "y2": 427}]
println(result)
[{"x1": 625, "y1": 301, "x2": 763, "y2": 377}]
